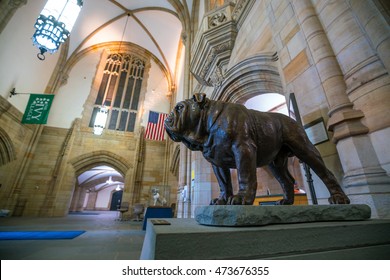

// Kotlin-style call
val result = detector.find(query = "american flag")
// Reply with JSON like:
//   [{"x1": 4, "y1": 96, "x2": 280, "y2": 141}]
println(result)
[{"x1": 144, "y1": 111, "x2": 168, "y2": 141}]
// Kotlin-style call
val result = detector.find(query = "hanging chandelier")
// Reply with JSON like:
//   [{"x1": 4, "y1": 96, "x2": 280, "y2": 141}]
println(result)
[{"x1": 32, "y1": 0, "x2": 83, "y2": 60}]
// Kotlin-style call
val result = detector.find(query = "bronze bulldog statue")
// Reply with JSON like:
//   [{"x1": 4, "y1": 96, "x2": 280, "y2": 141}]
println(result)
[{"x1": 164, "y1": 93, "x2": 350, "y2": 205}]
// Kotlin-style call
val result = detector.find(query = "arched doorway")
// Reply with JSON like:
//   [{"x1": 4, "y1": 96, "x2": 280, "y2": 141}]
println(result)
[
  {"x1": 110, "y1": 190, "x2": 123, "y2": 210},
  {"x1": 68, "y1": 150, "x2": 133, "y2": 215},
  {"x1": 69, "y1": 165, "x2": 125, "y2": 212}
]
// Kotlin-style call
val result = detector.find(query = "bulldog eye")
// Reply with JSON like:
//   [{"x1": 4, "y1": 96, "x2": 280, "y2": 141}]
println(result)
[{"x1": 176, "y1": 104, "x2": 184, "y2": 112}]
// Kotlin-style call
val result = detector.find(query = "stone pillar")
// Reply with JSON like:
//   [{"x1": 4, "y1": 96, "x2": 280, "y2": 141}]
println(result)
[
  {"x1": 349, "y1": 0, "x2": 390, "y2": 73},
  {"x1": 314, "y1": 0, "x2": 390, "y2": 218},
  {"x1": 182, "y1": 149, "x2": 192, "y2": 218},
  {"x1": 292, "y1": 0, "x2": 390, "y2": 218},
  {"x1": 190, "y1": 154, "x2": 218, "y2": 216},
  {"x1": 75, "y1": 187, "x2": 87, "y2": 212},
  {"x1": 176, "y1": 28, "x2": 193, "y2": 218},
  {"x1": 176, "y1": 143, "x2": 188, "y2": 218},
  {"x1": 69, "y1": 186, "x2": 81, "y2": 212},
  {"x1": 85, "y1": 191, "x2": 98, "y2": 210},
  {"x1": 176, "y1": 185, "x2": 185, "y2": 218},
  {"x1": 292, "y1": 0, "x2": 368, "y2": 141}
]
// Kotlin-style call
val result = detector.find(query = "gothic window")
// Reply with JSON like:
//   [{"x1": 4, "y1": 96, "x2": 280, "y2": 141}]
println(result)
[{"x1": 89, "y1": 53, "x2": 145, "y2": 132}]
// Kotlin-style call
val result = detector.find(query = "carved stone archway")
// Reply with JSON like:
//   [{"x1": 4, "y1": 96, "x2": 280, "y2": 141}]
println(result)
[
  {"x1": 68, "y1": 150, "x2": 134, "y2": 212},
  {"x1": 70, "y1": 150, "x2": 132, "y2": 177},
  {"x1": 212, "y1": 53, "x2": 283, "y2": 103}
]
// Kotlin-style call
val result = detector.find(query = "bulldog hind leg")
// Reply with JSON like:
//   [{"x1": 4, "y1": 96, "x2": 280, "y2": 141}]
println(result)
[
  {"x1": 287, "y1": 138, "x2": 350, "y2": 204},
  {"x1": 268, "y1": 151, "x2": 295, "y2": 205}
]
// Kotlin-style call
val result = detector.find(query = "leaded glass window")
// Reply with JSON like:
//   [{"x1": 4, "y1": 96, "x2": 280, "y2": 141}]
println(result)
[{"x1": 89, "y1": 53, "x2": 145, "y2": 132}]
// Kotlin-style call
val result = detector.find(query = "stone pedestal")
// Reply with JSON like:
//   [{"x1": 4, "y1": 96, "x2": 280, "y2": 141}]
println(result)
[
  {"x1": 140, "y1": 218, "x2": 390, "y2": 260},
  {"x1": 195, "y1": 204, "x2": 371, "y2": 226}
]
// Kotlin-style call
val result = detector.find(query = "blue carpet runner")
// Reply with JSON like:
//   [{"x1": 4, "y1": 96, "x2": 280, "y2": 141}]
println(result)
[{"x1": 0, "y1": 231, "x2": 86, "y2": 240}]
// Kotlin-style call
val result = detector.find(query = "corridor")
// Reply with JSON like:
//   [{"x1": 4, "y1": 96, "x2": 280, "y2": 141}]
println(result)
[{"x1": 0, "y1": 211, "x2": 145, "y2": 260}]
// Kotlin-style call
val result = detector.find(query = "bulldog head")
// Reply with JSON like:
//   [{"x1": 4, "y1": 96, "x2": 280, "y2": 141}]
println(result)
[{"x1": 164, "y1": 93, "x2": 208, "y2": 150}]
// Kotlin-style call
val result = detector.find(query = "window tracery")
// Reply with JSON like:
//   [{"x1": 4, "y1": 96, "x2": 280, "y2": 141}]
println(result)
[{"x1": 89, "y1": 53, "x2": 145, "y2": 132}]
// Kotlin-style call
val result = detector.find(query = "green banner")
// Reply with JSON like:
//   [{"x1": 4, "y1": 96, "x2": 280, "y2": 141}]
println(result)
[{"x1": 21, "y1": 94, "x2": 55, "y2": 124}]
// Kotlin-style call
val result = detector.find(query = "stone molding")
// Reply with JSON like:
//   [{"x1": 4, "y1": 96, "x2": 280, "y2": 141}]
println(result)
[
  {"x1": 211, "y1": 53, "x2": 283, "y2": 102},
  {"x1": 232, "y1": 0, "x2": 256, "y2": 29},
  {"x1": 69, "y1": 150, "x2": 132, "y2": 175},
  {"x1": 191, "y1": 1, "x2": 255, "y2": 87}
]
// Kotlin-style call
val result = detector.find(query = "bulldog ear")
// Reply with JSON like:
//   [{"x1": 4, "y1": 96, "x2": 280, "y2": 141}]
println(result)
[{"x1": 192, "y1": 93, "x2": 207, "y2": 106}]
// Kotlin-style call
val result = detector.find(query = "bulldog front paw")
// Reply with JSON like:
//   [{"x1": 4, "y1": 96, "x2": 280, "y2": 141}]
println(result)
[
  {"x1": 276, "y1": 198, "x2": 294, "y2": 205},
  {"x1": 210, "y1": 198, "x2": 227, "y2": 205},
  {"x1": 226, "y1": 195, "x2": 254, "y2": 205},
  {"x1": 227, "y1": 195, "x2": 243, "y2": 205},
  {"x1": 328, "y1": 193, "x2": 350, "y2": 204}
]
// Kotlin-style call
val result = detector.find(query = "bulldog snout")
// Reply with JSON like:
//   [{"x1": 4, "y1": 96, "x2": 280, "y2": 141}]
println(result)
[
  {"x1": 164, "y1": 114, "x2": 173, "y2": 126},
  {"x1": 166, "y1": 112, "x2": 174, "y2": 120}
]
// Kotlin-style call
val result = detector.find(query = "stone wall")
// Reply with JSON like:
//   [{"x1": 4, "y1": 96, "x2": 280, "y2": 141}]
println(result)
[
  {"x1": 0, "y1": 95, "x2": 34, "y2": 215},
  {"x1": 0, "y1": 95, "x2": 174, "y2": 217},
  {"x1": 19, "y1": 126, "x2": 69, "y2": 216}
]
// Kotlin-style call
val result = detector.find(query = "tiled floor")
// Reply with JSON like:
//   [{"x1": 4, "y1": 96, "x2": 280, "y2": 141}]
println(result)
[{"x1": 0, "y1": 211, "x2": 145, "y2": 260}]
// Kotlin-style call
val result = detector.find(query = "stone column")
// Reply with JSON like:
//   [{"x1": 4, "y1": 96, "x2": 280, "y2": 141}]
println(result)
[
  {"x1": 69, "y1": 186, "x2": 81, "y2": 212},
  {"x1": 75, "y1": 187, "x2": 87, "y2": 212},
  {"x1": 176, "y1": 28, "x2": 194, "y2": 218},
  {"x1": 176, "y1": 143, "x2": 188, "y2": 218},
  {"x1": 292, "y1": 0, "x2": 368, "y2": 142},
  {"x1": 190, "y1": 154, "x2": 218, "y2": 216},
  {"x1": 292, "y1": 0, "x2": 390, "y2": 218},
  {"x1": 182, "y1": 149, "x2": 192, "y2": 218},
  {"x1": 349, "y1": 0, "x2": 390, "y2": 73},
  {"x1": 85, "y1": 191, "x2": 98, "y2": 210},
  {"x1": 176, "y1": 186, "x2": 185, "y2": 219},
  {"x1": 314, "y1": 0, "x2": 390, "y2": 218}
]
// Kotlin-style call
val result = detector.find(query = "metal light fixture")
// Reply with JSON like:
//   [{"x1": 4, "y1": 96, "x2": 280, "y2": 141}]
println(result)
[
  {"x1": 93, "y1": 106, "x2": 108, "y2": 135},
  {"x1": 32, "y1": 0, "x2": 83, "y2": 60},
  {"x1": 106, "y1": 176, "x2": 113, "y2": 184}
]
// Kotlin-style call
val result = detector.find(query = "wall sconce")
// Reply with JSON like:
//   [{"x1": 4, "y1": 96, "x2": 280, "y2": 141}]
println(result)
[
  {"x1": 93, "y1": 106, "x2": 108, "y2": 135},
  {"x1": 32, "y1": 0, "x2": 83, "y2": 60}
]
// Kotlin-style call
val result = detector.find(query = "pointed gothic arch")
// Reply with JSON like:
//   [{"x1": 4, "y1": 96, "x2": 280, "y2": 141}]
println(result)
[
  {"x1": 68, "y1": 150, "x2": 133, "y2": 212},
  {"x1": 69, "y1": 150, "x2": 132, "y2": 177},
  {"x1": 212, "y1": 52, "x2": 283, "y2": 103},
  {"x1": 0, "y1": 127, "x2": 16, "y2": 166}
]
